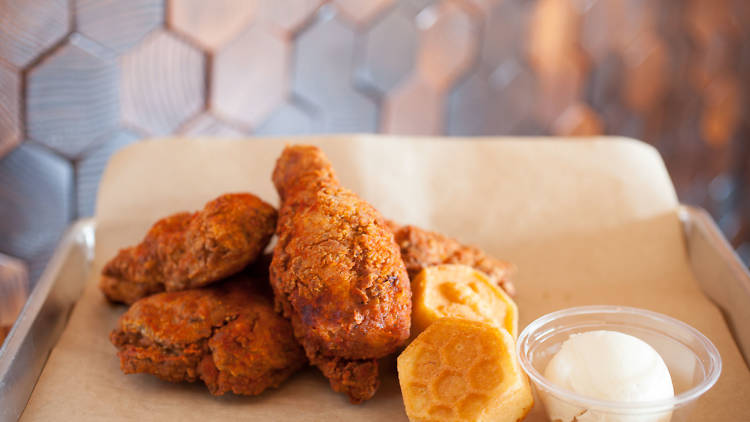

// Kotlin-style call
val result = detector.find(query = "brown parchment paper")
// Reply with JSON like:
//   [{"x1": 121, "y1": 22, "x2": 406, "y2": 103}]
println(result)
[{"x1": 21, "y1": 136, "x2": 750, "y2": 421}]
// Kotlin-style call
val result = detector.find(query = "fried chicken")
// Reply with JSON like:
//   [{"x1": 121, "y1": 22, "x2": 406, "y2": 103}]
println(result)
[
  {"x1": 390, "y1": 223, "x2": 516, "y2": 296},
  {"x1": 100, "y1": 193, "x2": 277, "y2": 304},
  {"x1": 269, "y1": 145, "x2": 411, "y2": 403},
  {"x1": 110, "y1": 276, "x2": 306, "y2": 396}
]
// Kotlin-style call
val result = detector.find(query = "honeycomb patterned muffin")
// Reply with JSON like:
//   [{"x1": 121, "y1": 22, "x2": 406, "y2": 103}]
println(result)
[
  {"x1": 397, "y1": 318, "x2": 533, "y2": 422},
  {"x1": 411, "y1": 265, "x2": 518, "y2": 339}
]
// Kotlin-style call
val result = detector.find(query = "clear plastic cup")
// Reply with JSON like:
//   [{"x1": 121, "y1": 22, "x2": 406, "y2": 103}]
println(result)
[{"x1": 517, "y1": 305, "x2": 722, "y2": 422}]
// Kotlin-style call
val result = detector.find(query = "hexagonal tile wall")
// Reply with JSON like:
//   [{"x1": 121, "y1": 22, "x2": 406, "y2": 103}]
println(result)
[
  {"x1": 480, "y1": 0, "x2": 533, "y2": 71},
  {"x1": 76, "y1": 131, "x2": 139, "y2": 217},
  {"x1": 212, "y1": 24, "x2": 290, "y2": 129},
  {"x1": 1, "y1": 0, "x2": 750, "y2": 273},
  {"x1": 179, "y1": 112, "x2": 247, "y2": 137},
  {"x1": 168, "y1": 0, "x2": 256, "y2": 50},
  {"x1": 357, "y1": 5, "x2": 418, "y2": 94},
  {"x1": 254, "y1": 101, "x2": 316, "y2": 135},
  {"x1": 0, "y1": 0, "x2": 71, "y2": 68},
  {"x1": 334, "y1": 0, "x2": 395, "y2": 26},
  {"x1": 0, "y1": 61, "x2": 21, "y2": 157},
  {"x1": 121, "y1": 30, "x2": 205, "y2": 136},
  {"x1": 258, "y1": 0, "x2": 323, "y2": 35},
  {"x1": 75, "y1": 0, "x2": 163, "y2": 54},
  {"x1": 415, "y1": 0, "x2": 479, "y2": 92},
  {"x1": 0, "y1": 143, "x2": 73, "y2": 284},
  {"x1": 382, "y1": 77, "x2": 442, "y2": 134},
  {"x1": 26, "y1": 35, "x2": 119, "y2": 159},
  {"x1": 551, "y1": 102, "x2": 604, "y2": 136},
  {"x1": 447, "y1": 61, "x2": 537, "y2": 136},
  {"x1": 292, "y1": 8, "x2": 377, "y2": 132}
]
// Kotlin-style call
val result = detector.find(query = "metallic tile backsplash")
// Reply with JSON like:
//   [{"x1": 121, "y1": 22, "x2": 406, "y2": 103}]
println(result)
[{"x1": 0, "y1": 0, "x2": 748, "y2": 285}]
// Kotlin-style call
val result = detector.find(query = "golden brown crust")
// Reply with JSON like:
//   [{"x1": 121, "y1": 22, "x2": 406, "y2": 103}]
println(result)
[
  {"x1": 269, "y1": 145, "x2": 411, "y2": 403},
  {"x1": 391, "y1": 223, "x2": 516, "y2": 296},
  {"x1": 110, "y1": 277, "x2": 306, "y2": 396},
  {"x1": 100, "y1": 193, "x2": 277, "y2": 304},
  {"x1": 314, "y1": 355, "x2": 380, "y2": 404}
]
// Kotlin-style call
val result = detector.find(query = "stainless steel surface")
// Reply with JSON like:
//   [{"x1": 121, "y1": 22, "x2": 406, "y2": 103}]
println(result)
[
  {"x1": 0, "y1": 208, "x2": 748, "y2": 420},
  {"x1": 0, "y1": 253, "x2": 28, "y2": 327},
  {"x1": 0, "y1": 219, "x2": 94, "y2": 422},
  {"x1": 680, "y1": 206, "x2": 750, "y2": 365}
]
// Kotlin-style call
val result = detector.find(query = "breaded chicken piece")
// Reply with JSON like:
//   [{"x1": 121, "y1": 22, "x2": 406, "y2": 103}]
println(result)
[
  {"x1": 110, "y1": 277, "x2": 306, "y2": 396},
  {"x1": 100, "y1": 193, "x2": 277, "y2": 304},
  {"x1": 390, "y1": 223, "x2": 516, "y2": 296},
  {"x1": 269, "y1": 145, "x2": 411, "y2": 403}
]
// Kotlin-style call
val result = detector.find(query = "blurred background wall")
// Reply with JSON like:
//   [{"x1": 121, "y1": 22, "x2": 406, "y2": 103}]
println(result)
[{"x1": 0, "y1": 0, "x2": 748, "y2": 286}]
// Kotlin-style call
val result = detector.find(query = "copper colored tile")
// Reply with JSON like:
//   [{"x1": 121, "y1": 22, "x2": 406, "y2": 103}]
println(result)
[
  {"x1": 76, "y1": 130, "x2": 139, "y2": 217},
  {"x1": 481, "y1": 0, "x2": 532, "y2": 69},
  {"x1": 580, "y1": 0, "x2": 624, "y2": 62},
  {"x1": 121, "y1": 31, "x2": 205, "y2": 136},
  {"x1": 622, "y1": 34, "x2": 668, "y2": 114},
  {"x1": 0, "y1": 61, "x2": 21, "y2": 158},
  {"x1": 0, "y1": 143, "x2": 73, "y2": 283},
  {"x1": 358, "y1": 6, "x2": 418, "y2": 93},
  {"x1": 254, "y1": 102, "x2": 315, "y2": 135},
  {"x1": 685, "y1": 0, "x2": 735, "y2": 48},
  {"x1": 258, "y1": 0, "x2": 323, "y2": 34},
  {"x1": 334, "y1": 0, "x2": 394, "y2": 26},
  {"x1": 75, "y1": 0, "x2": 163, "y2": 54},
  {"x1": 462, "y1": 0, "x2": 502, "y2": 14},
  {"x1": 26, "y1": 35, "x2": 119, "y2": 159},
  {"x1": 168, "y1": 0, "x2": 257, "y2": 49},
  {"x1": 415, "y1": 1, "x2": 479, "y2": 92},
  {"x1": 0, "y1": 0, "x2": 71, "y2": 67},
  {"x1": 180, "y1": 113, "x2": 247, "y2": 137},
  {"x1": 700, "y1": 77, "x2": 741, "y2": 148},
  {"x1": 212, "y1": 24, "x2": 289, "y2": 128},
  {"x1": 616, "y1": 0, "x2": 658, "y2": 50},
  {"x1": 552, "y1": 102, "x2": 604, "y2": 136},
  {"x1": 535, "y1": 54, "x2": 585, "y2": 124},
  {"x1": 382, "y1": 77, "x2": 442, "y2": 135},
  {"x1": 527, "y1": 0, "x2": 580, "y2": 78}
]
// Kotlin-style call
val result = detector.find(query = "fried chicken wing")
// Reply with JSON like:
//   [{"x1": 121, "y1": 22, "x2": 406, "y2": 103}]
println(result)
[
  {"x1": 390, "y1": 223, "x2": 516, "y2": 296},
  {"x1": 269, "y1": 145, "x2": 411, "y2": 403},
  {"x1": 100, "y1": 193, "x2": 277, "y2": 304},
  {"x1": 110, "y1": 276, "x2": 306, "y2": 396}
]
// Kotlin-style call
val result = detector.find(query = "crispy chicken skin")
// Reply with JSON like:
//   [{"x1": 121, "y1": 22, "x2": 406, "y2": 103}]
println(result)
[
  {"x1": 390, "y1": 223, "x2": 516, "y2": 296},
  {"x1": 100, "y1": 193, "x2": 277, "y2": 304},
  {"x1": 269, "y1": 145, "x2": 411, "y2": 403},
  {"x1": 110, "y1": 277, "x2": 306, "y2": 396}
]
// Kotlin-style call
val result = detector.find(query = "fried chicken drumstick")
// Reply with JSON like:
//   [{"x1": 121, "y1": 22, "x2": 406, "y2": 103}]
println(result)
[
  {"x1": 110, "y1": 276, "x2": 306, "y2": 396},
  {"x1": 269, "y1": 145, "x2": 411, "y2": 403},
  {"x1": 100, "y1": 193, "x2": 277, "y2": 304},
  {"x1": 390, "y1": 223, "x2": 516, "y2": 295}
]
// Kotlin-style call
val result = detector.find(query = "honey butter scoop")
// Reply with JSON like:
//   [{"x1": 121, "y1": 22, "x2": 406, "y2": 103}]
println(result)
[
  {"x1": 397, "y1": 318, "x2": 534, "y2": 422},
  {"x1": 411, "y1": 264, "x2": 518, "y2": 339}
]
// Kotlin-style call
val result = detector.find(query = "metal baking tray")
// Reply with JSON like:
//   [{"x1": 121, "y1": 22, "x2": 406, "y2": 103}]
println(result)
[{"x1": 1, "y1": 208, "x2": 749, "y2": 421}]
